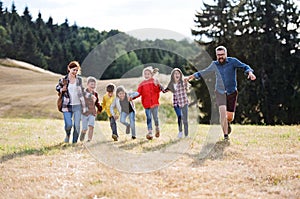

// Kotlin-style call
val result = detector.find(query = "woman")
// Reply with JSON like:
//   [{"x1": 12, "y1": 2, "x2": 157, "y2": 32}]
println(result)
[{"x1": 56, "y1": 61, "x2": 87, "y2": 143}]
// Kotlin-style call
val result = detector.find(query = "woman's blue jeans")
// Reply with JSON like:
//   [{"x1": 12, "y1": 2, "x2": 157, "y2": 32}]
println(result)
[{"x1": 63, "y1": 105, "x2": 81, "y2": 143}]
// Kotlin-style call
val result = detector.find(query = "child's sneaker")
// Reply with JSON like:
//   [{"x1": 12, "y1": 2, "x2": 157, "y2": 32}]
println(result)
[
  {"x1": 146, "y1": 133, "x2": 153, "y2": 140},
  {"x1": 64, "y1": 136, "x2": 70, "y2": 143},
  {"x1": 112, "y1": 134, "x2": 118, "y2": 141},
  {"x1": 155, "y1": 128, "x2": 160, "y2": 138},
  {"x1": 126, "y1": 125, "x2": 130, "y2": 134},
  {"x1": 177, "y1": 132, "x2": 183, "y2": 138},
  {"x1": 79, "y1": 132, "x2": 86, "y2": 142},
  {"x1": 132, "y1": 136, "x2": 136, "y2": 140}
]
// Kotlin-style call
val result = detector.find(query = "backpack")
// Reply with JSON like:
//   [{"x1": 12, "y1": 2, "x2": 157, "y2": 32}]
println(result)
[{"x1": 57, "y1": 78, "x2": 67, "y2": 112}]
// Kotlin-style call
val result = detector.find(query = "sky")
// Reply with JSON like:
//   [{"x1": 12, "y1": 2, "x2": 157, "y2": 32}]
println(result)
[
  {"x1": 1, "y1": 0, "x2": 209, "y2": 41},
  {"x1": 2, "y1": 0, "x2": 299, "y2": 41}
]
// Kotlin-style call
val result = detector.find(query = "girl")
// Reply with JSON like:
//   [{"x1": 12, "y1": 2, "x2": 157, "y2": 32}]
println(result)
[
  {"x1": 110, "y1": 86, "x2": 136, "y2": 139},
  {"x1": 132, "y1": 66, "x2": 163, "y2": 140},
  {"x1": 164, "y1": 68, "x2": 189, "y2": 138},
  {"x1": 56, "y1": 61, "x2": 87, "y2": 143}
]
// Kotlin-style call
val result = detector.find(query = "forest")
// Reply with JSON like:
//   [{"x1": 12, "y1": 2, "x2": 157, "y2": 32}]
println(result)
[
  {"x1": 0, "y1": 0, "x2": 299, "y2": 125},
  {"x1": 190, "y1": 0, "x2": 300, "y2": 125},
  {"x1": 0, "y1": 2, "x2": 199, "y2": 78}
]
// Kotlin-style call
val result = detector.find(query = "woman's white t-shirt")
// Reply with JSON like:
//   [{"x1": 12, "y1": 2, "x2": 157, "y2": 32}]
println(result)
[{"x1": 68, "y1": 82, "x2": 81, "y2": 105}]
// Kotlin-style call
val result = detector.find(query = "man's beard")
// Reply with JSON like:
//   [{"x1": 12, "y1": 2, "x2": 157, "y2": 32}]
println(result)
[{"x1": 218, "y1": 58, "x2": 225, "y2": 64}]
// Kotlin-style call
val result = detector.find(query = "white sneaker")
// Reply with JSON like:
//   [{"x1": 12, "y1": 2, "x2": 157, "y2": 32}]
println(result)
[{"x1": 177, "y1": 132, "x2": 183, "y2": 138}]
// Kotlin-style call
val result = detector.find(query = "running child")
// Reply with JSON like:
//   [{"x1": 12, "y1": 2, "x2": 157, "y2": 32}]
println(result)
[
  {"x1": 110, "y1": 86, "x2": 136, "y2": 139},
  {"x1": 102, "y1": 83, "x2": 119, "y2": 141},
  {"x1": 80, "y1": 76, "x2": 102, "y2": 142},
  {"x1": 164, "y1": 68, "x2": 189, "y2": 138},
  {"x1": 131, "y1": 66, "x2": 163, "y2": 140}
]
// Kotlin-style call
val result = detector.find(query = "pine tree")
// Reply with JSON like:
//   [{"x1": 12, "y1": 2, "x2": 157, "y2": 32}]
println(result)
[{"x1": 191, "y1": 0, "x2": 300, "y2": 124}]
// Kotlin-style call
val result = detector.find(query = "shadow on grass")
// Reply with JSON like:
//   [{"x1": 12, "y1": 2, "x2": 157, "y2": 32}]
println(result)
[
  {"x1": 0, "y1": 142, "x2": 75, "y2": 163},
  {"x1": 86, "y1": 138, "x2": 183, "y2": 153},
  {"x1": 141, "y1": 138, "x2": 183, "y2": 152},
  {"x1": 190, "y1": 140, "x2": 231, "y2": 166},
  {"x1": 117, "y1": 139, "x2": 150, "y2": 150}
]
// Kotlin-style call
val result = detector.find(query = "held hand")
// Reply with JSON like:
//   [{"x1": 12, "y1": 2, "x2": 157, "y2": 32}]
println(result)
[
  {"x1": 184, "y1": 75, "x2": 194, "y2": 82},
  {"x1": 248, "y1": 72, "x2": 256, "y2": 81},
  {"x1": 114, "y1": 115, "x2": 119, "y2": 120},
  {"x1": 61, "y1": 85, "x2": 67, "y2": 92}
]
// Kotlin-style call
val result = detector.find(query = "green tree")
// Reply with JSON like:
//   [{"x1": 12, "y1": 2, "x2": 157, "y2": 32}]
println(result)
[{"x1": 191, "y1": 0, "x2": 300, "y2": 124}]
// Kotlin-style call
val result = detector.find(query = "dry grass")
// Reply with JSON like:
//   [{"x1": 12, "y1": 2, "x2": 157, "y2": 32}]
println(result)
[
  {"x1": 0, "y1": 120, "x2": 299, "y2": 199},
  {"x1": 0, "y1": 60, "x2": 299, "y2": 198}
]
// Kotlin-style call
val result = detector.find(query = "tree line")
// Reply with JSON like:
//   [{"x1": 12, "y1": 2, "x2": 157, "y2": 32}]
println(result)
[
  {"x1": 0, "y1": 2, "x2": 199, "y2": 78},
  {"x1": 190, "y1": 0, "x2": 300, "y2": 125}
]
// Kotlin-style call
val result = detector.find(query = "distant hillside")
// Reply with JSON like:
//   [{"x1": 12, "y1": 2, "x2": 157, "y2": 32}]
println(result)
[{"x1": 0, "y1": 59, "x2": 174, "y2": 120}]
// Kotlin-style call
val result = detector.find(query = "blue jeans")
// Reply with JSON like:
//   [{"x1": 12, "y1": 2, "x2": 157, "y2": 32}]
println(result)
[
  {"x1": 174, "y1": 104, "x2": 189, "y2": 136},
  {"x1": 63, "y1": 104, "x2": 81, "y2": 143},
  {"x1": 145, "y1": 106, "x2": 159, "y2": 131},
  {"x1": 109, "y1": 116, "x2": 118, "y2": 136},
  {"x1": 120, "y1": 111, "x2": 136, "y2": 137}
]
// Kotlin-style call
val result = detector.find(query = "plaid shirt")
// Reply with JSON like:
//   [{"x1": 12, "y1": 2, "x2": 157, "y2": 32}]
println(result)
[
  {"x1": 56, "y1": 75, "x2": 87, "y2": 113},
  {"x1": 173, "y1": 82, "x2": 189, "y2": 108}
]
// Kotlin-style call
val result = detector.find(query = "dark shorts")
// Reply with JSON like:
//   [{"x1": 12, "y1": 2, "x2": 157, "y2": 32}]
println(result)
[{"x1": 215, "y1": 90, "x2": 238, "y2": 112}]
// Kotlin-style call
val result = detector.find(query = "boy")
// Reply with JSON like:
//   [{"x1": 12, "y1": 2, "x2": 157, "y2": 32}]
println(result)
[
  {"x1": 80, "y1": 76, "x2": 102, "y2": 142},
  {"x1": 102, "y1": 83, "x2": 119, "y2": 141}
]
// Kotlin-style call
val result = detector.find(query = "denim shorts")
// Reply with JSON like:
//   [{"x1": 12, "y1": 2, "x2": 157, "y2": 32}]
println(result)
[{"x1": 82, "y1": 114, "x2": 95, "y2": 130}]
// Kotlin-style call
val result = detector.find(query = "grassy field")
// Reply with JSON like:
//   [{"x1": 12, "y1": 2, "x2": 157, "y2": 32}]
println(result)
[{"x1": 0, "y1": 59, "x2": 299, "y2": 198}]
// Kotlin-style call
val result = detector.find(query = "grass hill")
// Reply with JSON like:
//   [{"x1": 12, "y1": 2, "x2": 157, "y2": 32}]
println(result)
[
  {"x1": 0, "y1": 58, "x2": 61, "y2": 118},
  {"x1": 0, "y1": 58, "x2": 176, "y2": 120}
]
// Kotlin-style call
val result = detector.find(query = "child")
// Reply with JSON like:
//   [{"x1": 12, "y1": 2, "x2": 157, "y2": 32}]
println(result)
[
  {"x1": 80, "y1": 76, "x2": 102, "y2": 142},
  {"x1": 131, "y1": 66, "x2": 163, "y2": 140},
  {"x1": 102, "y1": 83, "x2": 119, "y2": 141},
  {"x1": 164, "y1": 68, "x2": 189, "y2": 138},
  {"x1": 110, "y1": 86, "x2": 136, "y2": 139}
]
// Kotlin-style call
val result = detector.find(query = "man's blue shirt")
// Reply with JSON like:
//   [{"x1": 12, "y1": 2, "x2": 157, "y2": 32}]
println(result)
[{"x1": 193, "y1": 57, "x2": 254, "y2": 94}]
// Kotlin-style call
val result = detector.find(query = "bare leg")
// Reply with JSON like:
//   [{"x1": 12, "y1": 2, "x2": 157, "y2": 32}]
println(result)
[
  {"x1": 227, "y1": 112, "x2": 234, "y2": 122},
  {"x1": 227, "y1": 112, "x2": 234, "y2": 134},
  {"x1": 219, "y1": 105, "x2": 228, "y2": 135},
  {"x1": 80, "y1": 130, "x2": 87, "y2": 142},
  {"x1": 88, "y1": 126, "x2": 94, "y2": 141}
]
